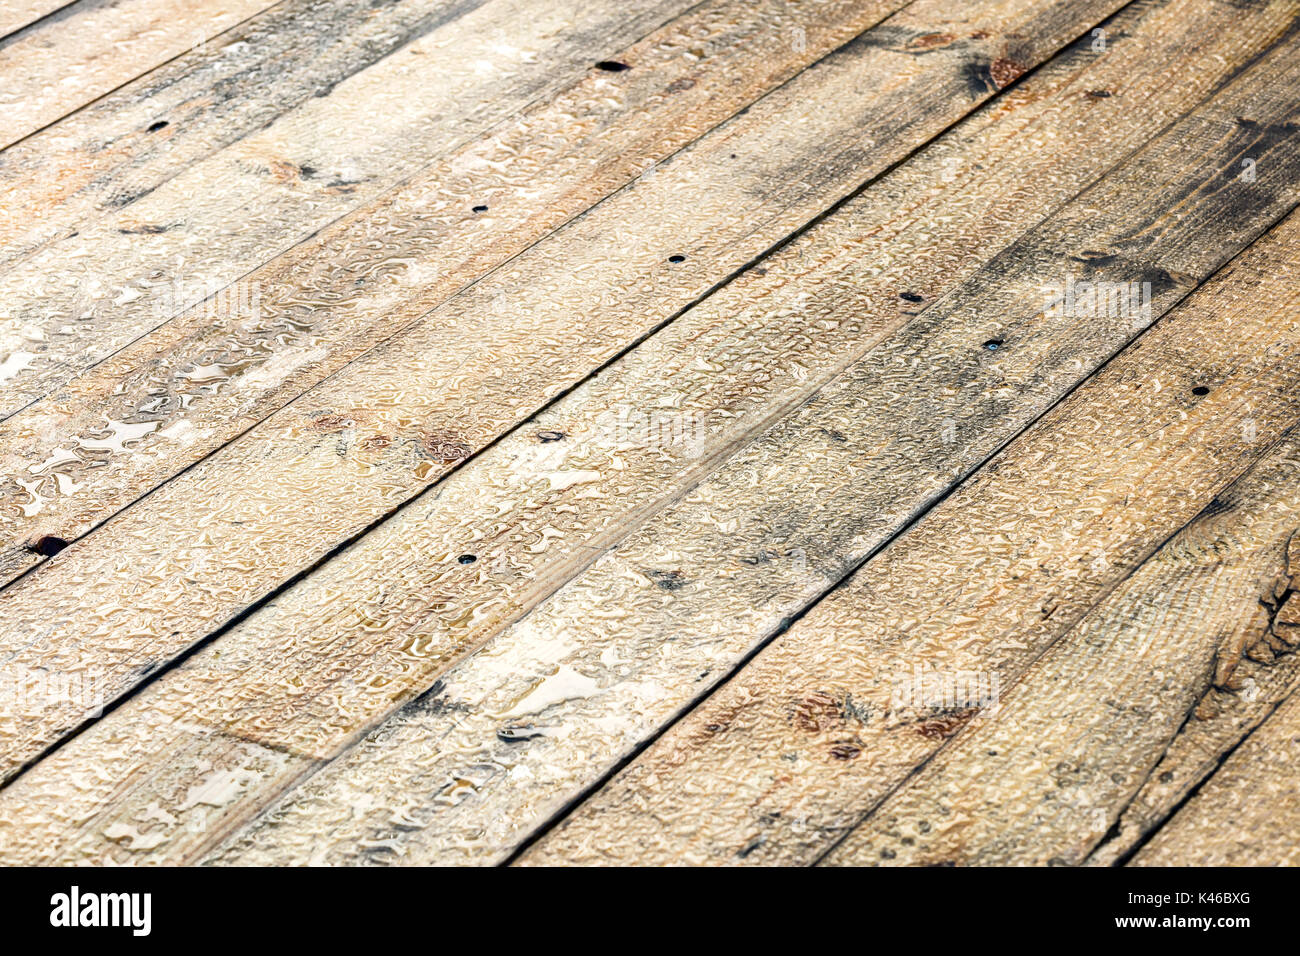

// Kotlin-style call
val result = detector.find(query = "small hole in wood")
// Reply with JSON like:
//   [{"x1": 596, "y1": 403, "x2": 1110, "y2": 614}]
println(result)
[
  {"x1": 983, "y1": 339, "x2": 1004, "y2": 351},
  {"x1": 147, "y1": 120, "x2": 169, "y2": 132},
  {"x1": 29, "y1": 535, "x2": 69, "y2": 557},
  {"x1": 900, "y1": 292, "x2": 924, "y2": 302},
  {"x1": 457, "y1": 553, "x2": 478, "y2": 565},
  {"x1": 472, "y1": 204, "x2": 488, "y2": 213},
  {"x1": 668, "y1": 254, "x2": 686, "y2": 263},
  {"x1": 537, "y1": 430, "x2": 565, "y2": 443},
  {"x1": 1191, "y1": 385, "x2": 1210, "y2": 396},
  {"x1": 595, "y1": 60, "x2": 630, "y2": 72}
]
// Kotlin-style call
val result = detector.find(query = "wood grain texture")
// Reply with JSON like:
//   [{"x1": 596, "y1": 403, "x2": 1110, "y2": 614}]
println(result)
[
  {"x1": 0, "y1": 0, "x2": 906, "y2": 572},
  {"x1": 1131, "y1": 686, "x2": 1300, "y2": 865},
  {"x1": 0, "y1": 0, "x2": 281, "y2": 149},
  {"x1": 0, "y1": 0, "x2": 76, "y2": 40},
  {"x1": 522, "y1": 208, "x2": 1300, "y2": 868},
  {"x1": 820, "y1": 422, "x2": 1300, "y2": 866},
  {"x1": 0, "y1": 0, "x2": 1140, "y2": 782},
  {"x1": 0, "y1": 0, "x2": 694, "y2": 417},
  {"x1": 0, "y1": 5, "x2": 1287, "y2": 865},
  {"x1": 0, "y1": 0, "x2": 496, "y2": 268},
  {"x1": 215, "y1": 35, "x2": 1300, "y2": 866},
  {"x1": 1084, "y1": 606, "x2": 1300, "y2": 863},
  {"x1": 2, "y1": 0, "x2": 1296, "y2": 870}
]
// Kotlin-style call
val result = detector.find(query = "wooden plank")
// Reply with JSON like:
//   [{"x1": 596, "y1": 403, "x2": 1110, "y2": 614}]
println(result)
[
  {"x1": 816, "y1": 429, "x2": 1300, "y2": 866},
  {"x1": 522, "y1": 211, "x2": 1300, "y2": 868},
  {"x1": 0, "y1": 0, "x2": 282, "y2": 149},
  {"x1": 1130, "y1": 687, "x2": 1300, "y2": 866},
  {"x1": 1084, "y1": 644, "x2": 1300, "y2": 864},
  {"x1": 228, "y1": 191, "x2": 1300, "y2": 865},
  {"x1": 0, "y1": 0, "x2": 698, "y2": 415},
  {"x1": 0, "y1": 0, "x2": 499, "y2": 268},
  {"x1": 0, "y1": 0, "x2": 910, "y2": 549},
  {"x1": 0, "y1": 0, "x2": 1294, "y2": 863},
  {"x1": 0, "y1": 0, "x2": 1140, "y2": 748},
  {"x1": 0, "y1": 0, "x2": 76, "y2": 40}
]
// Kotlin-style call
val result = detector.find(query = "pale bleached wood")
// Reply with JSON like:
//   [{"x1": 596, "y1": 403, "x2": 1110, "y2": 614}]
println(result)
[
  {"x1": 0, "y1": 0, "x2": 1143, "y2": 779},
  {"x1": 0, "y1": 0, "x2": 75, "y2": 40},
  {"x1": 0, "y1": 0, "x2": 281, "y2": 149},
  {"x1": 0, "y1": 0, "x2": 511, "y2": 268},
  {"x1": 1131, "y1": 687, "x2": 1300, "y2": 865},
  {"x1": 0, "y1": 0, "x2": 696, "y2": 418},
  {"x1": 0, "y1": 0, "x2": 911, "y2": 579},
  {"x1": 818, "y1": 428, "x2": 1300, "y2": 866},
  {"x1": 0, "y1": 0, "x2": 906, "y2": 559},
  {"x1": 0, "y1": 0, "x2": 1291, "y2": 864}
]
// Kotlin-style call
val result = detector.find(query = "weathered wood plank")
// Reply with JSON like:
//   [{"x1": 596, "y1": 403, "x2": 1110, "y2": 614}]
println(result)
[
  {"x1": 0, "y1": 0, "x2": 75, "y2": 40},
  {"x1": 0, "y1": 0, "x2": 281, "y2": 149},
  {"x1": 0, "y1": 0, "x2": 499, "y2": 268},
  {"x1": 1084, "y1": 613, "x2": 1300, "y2": 864},
  {"x1": 1130, "y1": 687, "x2": 1300, "y2": 866},
  {"x1": 220, "y1": 34, "x2": 1300, "y2": 865},
  {"x1": 817, "y1": 427, "x2": 1300, "y2": 866},
  {"x1": 232, "y1": 230, "x2": 1300, "y2": 865},
  {"x1": 0, "y1": 0, "x2": 1139, "y2": 762},
  {"x1": 0, "y1": 0, "x2": 697, "y2": 415},
  {"x1": 1083, "y1": 489, "x2": 1300, "y2": 865},
  {"x1": 0, "y1": 0, "x2": 911, "y2": 559},
  {"x1": 522, "y1": 210, "x2": 1300, "y2": 868},
  {"x1": 0, "y1": 0, "x2": 1293, "y2": 864}
]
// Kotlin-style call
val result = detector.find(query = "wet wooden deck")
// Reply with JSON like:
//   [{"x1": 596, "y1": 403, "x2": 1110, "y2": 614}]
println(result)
[{"x1": 0, "y1": 0, "x2": 1298, "y2": 866}]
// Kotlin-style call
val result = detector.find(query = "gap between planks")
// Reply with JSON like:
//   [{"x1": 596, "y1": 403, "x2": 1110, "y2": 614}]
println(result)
[
  {"x1": 0, "y1": 0, "x2": 900, "y2": 553},
  {"x1": 1129, "y1": 683, "x2": 1300, "y2": 866},
  {"x1": 0, "y1": 0, "x2": 702, "y2": 415},
  {"x1": 0, "y1": 0, "x2": 287, "y2": 150},
  {"x1": 214, "y1": 33, "x2": 1300, "y2": 866},
  {"x1": 0, "y1": 0, "x2": 1294, "y2": 868},
  {"x1": 0, "y1": 0, "x2": 1138, "y2": 771},
  {"x1": 0, "y1": 0, "x2": 79, "y2": 42},
  {"x1": 520, "y1": 206, "x2": 1300, "y2": 867}
]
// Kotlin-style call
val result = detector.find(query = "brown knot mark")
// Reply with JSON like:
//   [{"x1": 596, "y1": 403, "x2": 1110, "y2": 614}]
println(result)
[
  {"x1": 915, "y1": 707, "x2": 979, "y2": 740},
  {"x1": 421, "y1": 431, "x2": 473, "y2": 463},
  {"x1": 791, "y1": 691, "x2": 842, "y2": 733},
  {"x1": 990, "y1": 58, "x2": 1026, "y2": 89},
  {"x1": 908, "y1": 32, "x2": 956, "y2": 50}
]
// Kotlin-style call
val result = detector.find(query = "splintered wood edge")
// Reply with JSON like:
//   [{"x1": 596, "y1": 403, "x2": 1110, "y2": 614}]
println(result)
[
  {"x1": 0, "y1": 0, "x2": 1289, "y2": 868},
  {"x1": 1130, "y1": 688, "x2": 1300, "y2": 866}
]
